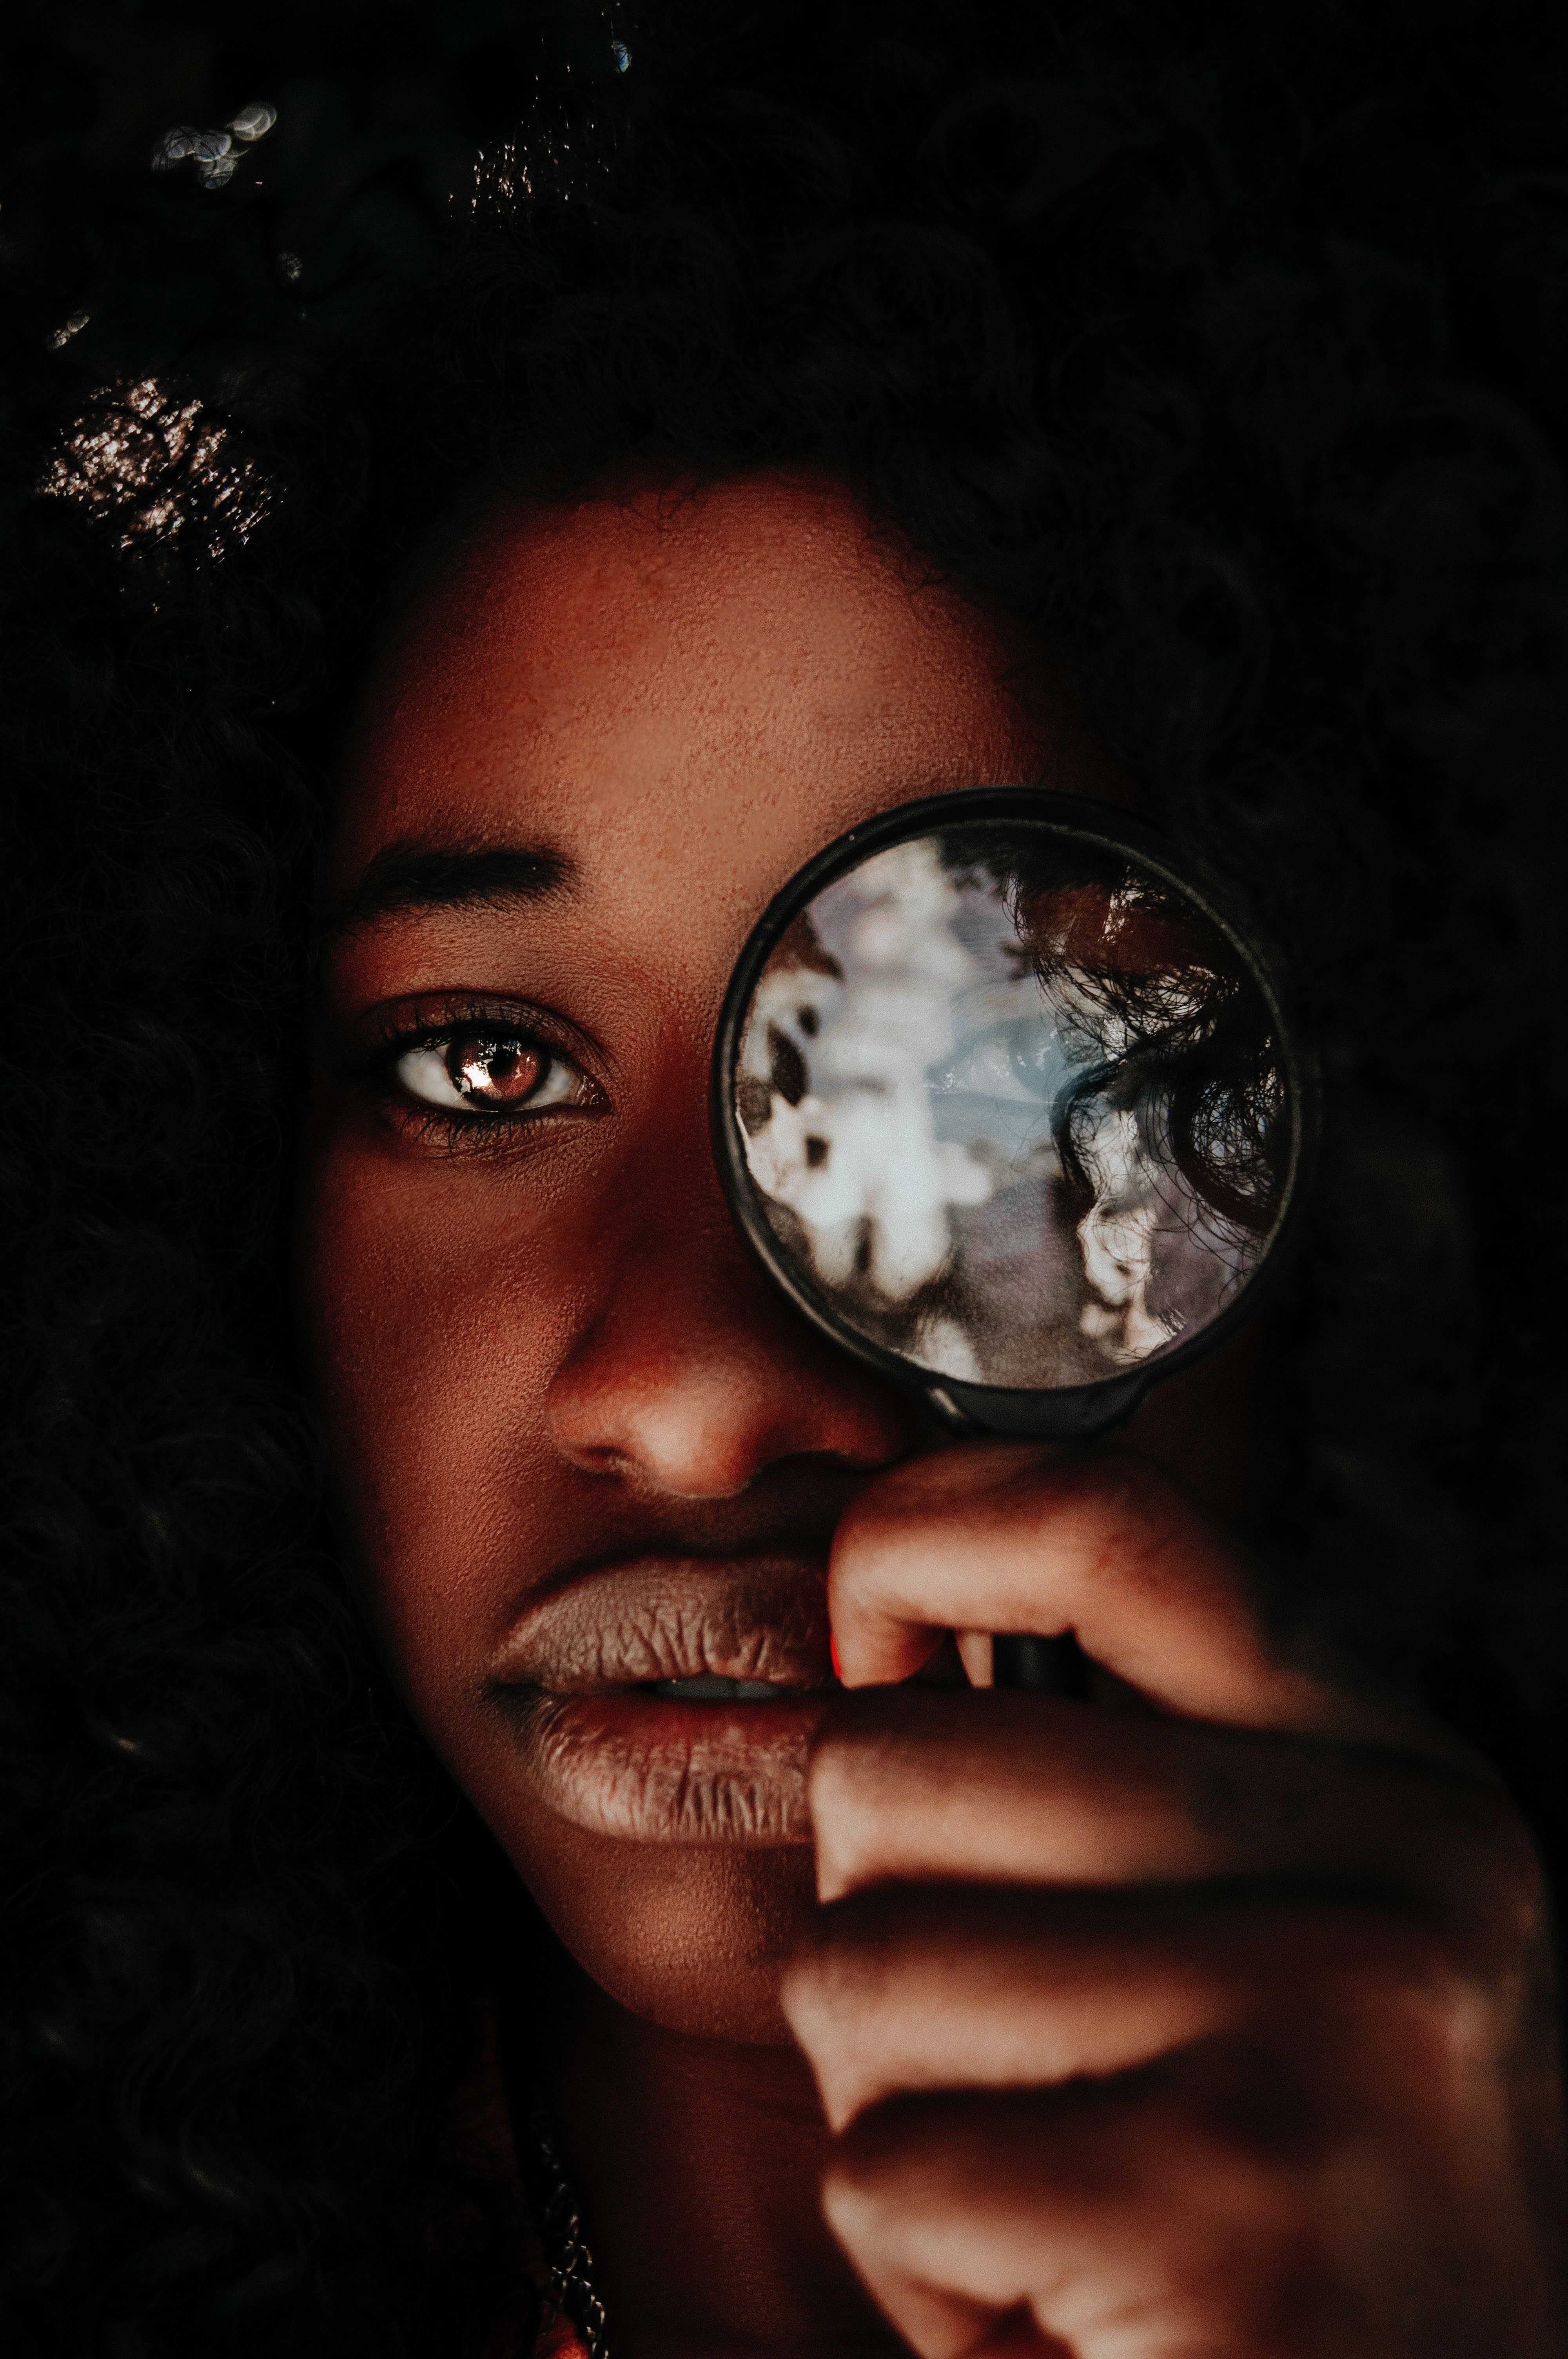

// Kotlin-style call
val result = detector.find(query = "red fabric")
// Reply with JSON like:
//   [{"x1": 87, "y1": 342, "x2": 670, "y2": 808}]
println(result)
[
  {"x1": 475, "y1": 2287, "x2": 592, "y2": 2359},
  {"x1": 530, "y1": 2311, "x2": 594, "y2": 2359}
]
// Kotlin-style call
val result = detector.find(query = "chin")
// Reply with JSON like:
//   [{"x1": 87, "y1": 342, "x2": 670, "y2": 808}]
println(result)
[{"x1": 498, "y1": 1807, "x2": 820, "y2": 2043}]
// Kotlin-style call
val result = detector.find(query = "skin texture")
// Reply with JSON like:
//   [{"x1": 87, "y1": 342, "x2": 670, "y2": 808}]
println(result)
[{"x1": 298, "y1": 476, "x2": 1567, "y2": 2357}]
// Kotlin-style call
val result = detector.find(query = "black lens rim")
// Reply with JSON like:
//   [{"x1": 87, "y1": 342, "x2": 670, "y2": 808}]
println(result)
[{"x1": 710, "y1": 787, "x2": 1319, "y2": 1441}]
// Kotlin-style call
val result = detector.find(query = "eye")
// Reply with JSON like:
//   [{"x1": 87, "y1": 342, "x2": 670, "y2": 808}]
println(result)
[
  {"x1": 395, "y1": 1028, "x2": 592, "y2": 1117},
  {"x1": 930, "y1": 1016, "x2": 1063, "y2": 1105}
]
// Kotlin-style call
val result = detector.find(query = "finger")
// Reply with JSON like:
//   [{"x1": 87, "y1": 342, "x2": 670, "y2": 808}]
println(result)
[
  {"x1": 784, "y1": 1880, "x2": 1252, "y2": 2131},
  {"x1": 807, "y1": 1686, "x2": 1515, "y2": 1914},
  {"x1": 822, "y1": 2083, "x2": 1314, "y2": 2359},
  {"x1": 956, "y1": 1630, "x2": 994, "y2": 1687},
  {"x1": 782, "y1": 1881, "x2": 1466, "y2": 2134},
  {"x1": 828, "y1": 1442, "x2": 1445, "y2": 1752}
]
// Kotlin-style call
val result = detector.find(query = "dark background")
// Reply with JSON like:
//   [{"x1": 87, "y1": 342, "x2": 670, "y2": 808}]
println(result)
[
  {"x1": 1, "y1": 1, "x2": 559, "y2": 192},
  {"x1": 0, "y1": 2, "x2": 634, "y2": 401}
]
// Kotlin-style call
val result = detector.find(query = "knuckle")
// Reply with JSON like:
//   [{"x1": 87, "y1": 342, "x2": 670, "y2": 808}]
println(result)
[
  {"x1": 806, "y1": 1730, "x2": 892, "y2": 1876},
  {"x1": 819, "y1": 2152, "x2": 897, "y2": 2261},
  {"x1": 782, "y1": 1890, "x2": 897, "y2": 2027},
  {"x1": 809, "y1": 1692, "x2": 962, "y2": 1888},
  {"x1": 808, "y1": 1688, "x2": 922, "y2": 1799},
  {"x1": 1312, "y1": 1913, "x2": 1519, "y2": 2075},
  {"x1": 776, "y1": 1947, "x2": 836, "y2": 2059},
  {"x1": 804, "y1": 1723, "x2": 864, "y2": 1823},
  {"x1": 823, "y1": 2093, "x2": 939, "y2": 2219},
  {"x1": 1472, "y1": 1808, "x2": 1552, "y2": 1942},
  {"x1": 820, "y1": 2146, "x2": 896, "y2": 2238},
  {"x1": 1051, "y1": 1439, "x2": 1165, "y2": 1526},
  {"x1": 832, "y1": 1454, "x2": 945, "y2": 1552}
]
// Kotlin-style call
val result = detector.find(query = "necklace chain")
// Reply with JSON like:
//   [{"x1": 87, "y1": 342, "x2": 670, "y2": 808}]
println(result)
[{"x1": 525, "y1": 2091, "x2": 613, "y2": 2359}]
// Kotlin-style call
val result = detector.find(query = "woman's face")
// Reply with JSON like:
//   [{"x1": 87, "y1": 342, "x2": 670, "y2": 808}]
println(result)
[{"x1": 297, "y1": 475, "x2": 1262, "y2": 2040}]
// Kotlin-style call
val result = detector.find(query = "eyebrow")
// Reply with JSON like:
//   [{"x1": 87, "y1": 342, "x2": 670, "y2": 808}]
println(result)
[{"x1": 324, "y1": 838, "x2": 574, "y2": 936}]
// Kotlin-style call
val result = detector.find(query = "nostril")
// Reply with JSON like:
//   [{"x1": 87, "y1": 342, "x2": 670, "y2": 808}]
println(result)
[{"x1": 572, "y1": 1443, "x2": 634, "y2": 1476}]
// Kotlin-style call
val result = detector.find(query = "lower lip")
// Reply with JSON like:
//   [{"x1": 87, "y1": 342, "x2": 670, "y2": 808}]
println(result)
[{"x1": 499, "y1": 1688, "x2": 834, "y2": 1844}]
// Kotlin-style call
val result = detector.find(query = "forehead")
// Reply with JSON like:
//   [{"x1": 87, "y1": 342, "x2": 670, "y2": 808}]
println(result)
[{"x1": 332, "y1": 476, "x2": 1087, "y2": 930}]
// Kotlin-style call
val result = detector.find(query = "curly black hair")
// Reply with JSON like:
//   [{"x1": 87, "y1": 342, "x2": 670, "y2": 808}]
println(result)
[{"x1": 4, "y1": 1, "x2": 1567, "y2": 2350}]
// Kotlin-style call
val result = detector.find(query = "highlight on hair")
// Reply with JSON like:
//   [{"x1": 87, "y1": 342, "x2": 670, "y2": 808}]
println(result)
[{"x1": 3, "y1": 2, "x2": 1566, "y2": 2350}]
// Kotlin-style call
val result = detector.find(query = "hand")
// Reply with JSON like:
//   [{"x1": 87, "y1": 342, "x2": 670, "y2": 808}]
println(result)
[{"x1": 782, "y1": 1442, "x2": 1568, "y2": 2358}]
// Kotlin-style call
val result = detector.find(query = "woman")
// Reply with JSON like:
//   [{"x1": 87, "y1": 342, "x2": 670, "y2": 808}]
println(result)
[{"x1": 4, "y1": 5, "x2": 1566, "y2": 2354}]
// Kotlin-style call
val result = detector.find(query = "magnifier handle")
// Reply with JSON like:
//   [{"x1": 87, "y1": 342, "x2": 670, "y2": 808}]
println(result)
[{"x1": 992, "y1": 1632, "x2": 1093, "y2": 1697}]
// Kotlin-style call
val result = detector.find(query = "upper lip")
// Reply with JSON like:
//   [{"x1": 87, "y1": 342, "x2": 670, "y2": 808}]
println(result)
[{"x1": 486, "y1": 1553, "x2": 835, "y2": 1697}]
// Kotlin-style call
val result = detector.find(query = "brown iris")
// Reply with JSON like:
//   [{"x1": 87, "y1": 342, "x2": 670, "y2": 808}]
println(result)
[{"x1": 444, "y1": 1033, "x2": 544, "y2": 1107}]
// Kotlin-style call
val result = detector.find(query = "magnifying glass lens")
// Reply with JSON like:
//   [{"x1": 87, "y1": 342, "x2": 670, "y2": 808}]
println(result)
[{"x1": 717, "y1": 796, "x2": 1304, "y2": 1437}]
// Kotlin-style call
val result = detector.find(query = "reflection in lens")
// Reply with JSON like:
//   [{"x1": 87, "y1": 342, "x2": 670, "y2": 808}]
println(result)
[{"x1": 731, "y1": 824, "x2": 1289, "y2": 1391}]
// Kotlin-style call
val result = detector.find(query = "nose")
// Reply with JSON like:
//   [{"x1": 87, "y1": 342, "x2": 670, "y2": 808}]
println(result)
[{"x1": 544, "y1": 1154, "x2": 912, "y2": 1499}]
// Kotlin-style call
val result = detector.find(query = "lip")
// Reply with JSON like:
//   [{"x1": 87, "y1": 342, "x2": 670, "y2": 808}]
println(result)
[{"x1": 485, "y1": 1554, "x2": 836, "y2": 1845}]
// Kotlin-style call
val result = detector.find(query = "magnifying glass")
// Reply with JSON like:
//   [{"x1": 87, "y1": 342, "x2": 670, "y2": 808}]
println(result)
[{"x1": 710, "y1": 789, "x2": 1316, "y2": 1692}]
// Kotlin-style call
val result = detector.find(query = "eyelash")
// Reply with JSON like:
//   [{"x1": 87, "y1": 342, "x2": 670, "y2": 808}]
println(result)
[{"x1": 353, "y1": 1002, "x2": 602, "y2": 1150}]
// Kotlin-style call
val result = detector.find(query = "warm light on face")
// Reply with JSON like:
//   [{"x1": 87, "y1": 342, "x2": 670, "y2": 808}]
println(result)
[{"x1": 295, "y1": 474, "x2": 1165, "y2": 2039}]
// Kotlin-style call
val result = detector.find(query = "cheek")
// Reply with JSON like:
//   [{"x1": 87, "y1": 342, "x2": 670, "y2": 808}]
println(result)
[
  {"x1": 292, "y1": 1121, "x2": 820, "y2": 2045},
  {"x1": 292, "y1": 1121, "x2": 592, "y2": 1712}
]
